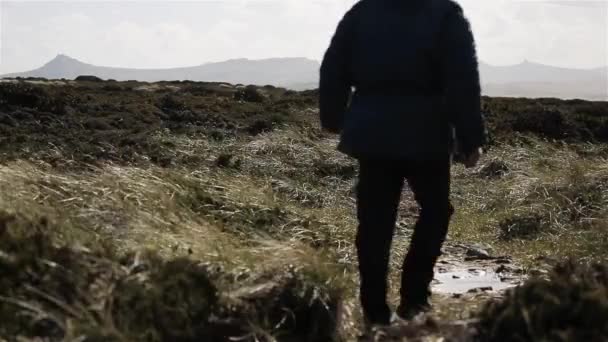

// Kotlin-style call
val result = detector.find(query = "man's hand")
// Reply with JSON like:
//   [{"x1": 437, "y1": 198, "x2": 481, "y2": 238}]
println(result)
[{"x1": 463, "y1": 147, "x2": 482, "y2": 168}]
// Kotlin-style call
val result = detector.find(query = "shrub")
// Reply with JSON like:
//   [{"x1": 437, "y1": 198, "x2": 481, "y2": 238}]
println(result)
[
  {"x1": 75, "y1": 75, "x2": 104, "y2": 82},
  {"x1": 0, "y1": 83, "x2": 65, "y2": 114},
  {"x1": 24, "y1": 77, "x2": 49, "y2": 82},
  {"x1": 483, "y1": 97, "x2": 608, "y2": 143},
  {"x1": 234, "y1": 86, "x2": 267, "y2": 103},
  {"x1": 102, "y1": 84, "x2": 123, "y2": 91},
  {"x1": 498, "y1": 211, "x2": 549, "y2": 240},
  {"x1": 158, "y1": 95, "x2": 186, "y2": 111},
  {"x1": 246, "y1": 119, "x2": 274, "y2": 135},
  {"x1": 478, "y1": 159, "x2": 510, "y2": 179},
  {"x1": 540, "y1": 167, "x2": 608, "y2": 227},
  {"x1": 215, "y1": 153, "x2": 242, "y2": 169},
  {"x1": 475, "y1": 261, "x2": 608, "y2": 342},
  {"x1": 271, "y1": 179, "x2": 325, "y2": 208},
  {"x1": 83, "y1": 117, "x2": 113, "y2": 130},
  {"x1": 0, "y1": 211, "x2": 342, "y2": 341},
  {"x1": 112, "y1": 257, "x2": 219, "y2": 341},
  {"x1": 314, "y1": 159, "x2": 357, "y2": 180}
]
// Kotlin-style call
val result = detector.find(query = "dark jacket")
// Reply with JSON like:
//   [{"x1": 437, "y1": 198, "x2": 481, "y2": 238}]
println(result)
[{"x1": 319, "y1": 0, "x2": 486, "y2": 160}]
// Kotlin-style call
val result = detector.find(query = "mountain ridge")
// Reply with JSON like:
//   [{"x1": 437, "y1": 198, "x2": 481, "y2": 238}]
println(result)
[
  {"x1": 1, "y1": 54, "x2": 320, "y2": 88},
  {"x1": 2, "y1": 54, "x2": 606, "y2": 99}
]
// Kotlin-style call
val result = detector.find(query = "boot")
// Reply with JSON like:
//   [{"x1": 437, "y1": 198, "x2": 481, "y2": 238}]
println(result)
[
  {"x1": 360, "y1": 313, "x2": 399, "y2": 341},
  {"x1": 396, "y1": 291, "x2": 431, "y2": 320}
]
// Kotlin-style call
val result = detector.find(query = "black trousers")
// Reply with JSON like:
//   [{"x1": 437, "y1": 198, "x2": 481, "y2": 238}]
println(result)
[{"x1": 355, "y1": 157, "x2": 453, "y2": 324}]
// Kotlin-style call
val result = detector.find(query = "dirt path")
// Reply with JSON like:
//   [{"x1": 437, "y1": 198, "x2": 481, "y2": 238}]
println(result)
[{"x1": 358, "y1": 240, "x2": 525, "y2": 341}]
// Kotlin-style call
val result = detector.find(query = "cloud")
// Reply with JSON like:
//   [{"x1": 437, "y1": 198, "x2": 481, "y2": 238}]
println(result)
[
  {"x1": 0, "y1": 1, "x2": 350, "y2": 73},
  {"x1": 0, "y1": 0, "x2": 605, "y2": 74},
  {"x1": 458, "y1": 0, "x2": 607, "y2": 67},
  {"x1": 550, "y1": 1, "x2": 608, "y2": 9}
]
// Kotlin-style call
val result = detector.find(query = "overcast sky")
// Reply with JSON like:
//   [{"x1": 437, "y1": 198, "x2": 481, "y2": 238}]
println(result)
[{"x1": 0, "y1": 0, "x2": 606, "y2": 74}]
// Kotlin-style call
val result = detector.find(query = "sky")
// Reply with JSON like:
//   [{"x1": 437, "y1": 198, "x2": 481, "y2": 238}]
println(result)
[{"x1": 0, "y1": 0, "x2": 607, "y2": 74}]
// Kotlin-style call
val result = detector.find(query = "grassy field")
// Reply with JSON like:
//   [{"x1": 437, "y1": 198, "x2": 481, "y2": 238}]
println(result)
[{"x1": 0, "y1": 79, "x2": 607, "y2": 341}]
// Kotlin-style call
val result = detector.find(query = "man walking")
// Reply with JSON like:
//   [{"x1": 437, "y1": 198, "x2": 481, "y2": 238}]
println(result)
[{"x1": 319, "y1": 0, "x2": 486, "y2": 327}]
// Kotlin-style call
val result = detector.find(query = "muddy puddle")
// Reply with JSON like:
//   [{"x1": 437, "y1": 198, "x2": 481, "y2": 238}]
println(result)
[
  {"x1": 433, "y1": 268, "x2": 520, "y2": 294},
  {"x1": 430, "y1": 244, "x2": 524, "y2": 294}
]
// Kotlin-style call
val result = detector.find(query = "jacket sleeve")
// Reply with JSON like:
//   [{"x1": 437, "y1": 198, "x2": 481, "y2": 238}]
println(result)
[
  {"x1": 437, "y1": 4, "x2": 487, "y2": 154},
  {"x1": 319, "y1": 9, "x2": 355, "y2": 134}
]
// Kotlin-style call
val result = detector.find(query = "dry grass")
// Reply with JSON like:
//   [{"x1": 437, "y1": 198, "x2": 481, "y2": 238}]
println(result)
[
  {"x1": 0, "y1": 160, "x2": 348, "y2": 340},
  {"x1": 2, "y1": 80, "x2": 608, "y2": 340},
  {"x1": 476, "y1": 261, "x2": 608, "y2": 341},
  {"x1": 4, "y1": 130, "x2": 608, "y2": 339},
  {"x1": 450, "y1": 137, "x2": 608, "y2": 264}
]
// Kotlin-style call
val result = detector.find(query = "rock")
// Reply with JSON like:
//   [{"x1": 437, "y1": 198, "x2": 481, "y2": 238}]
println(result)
[
  {"x1": 493, "y1": 257, "x2": 512, "y2": 264},
  {"x1": 467, "y1": 286, "x2": 493, "y2": 294},
  {"x1": 495, "y1": 265, "x2": 510, "y2": 274},
  {"x1": 528, "y1": 269, "x2": 549, "y2": 277},
  {"x1": 465, "y1": 247, "x2": 493, "y2": 260}
]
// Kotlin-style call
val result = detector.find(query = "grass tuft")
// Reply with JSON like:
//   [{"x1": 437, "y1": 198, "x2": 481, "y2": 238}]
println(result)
[{"x1": 476, "y1": 260, "x2": 608, "y2": 342}]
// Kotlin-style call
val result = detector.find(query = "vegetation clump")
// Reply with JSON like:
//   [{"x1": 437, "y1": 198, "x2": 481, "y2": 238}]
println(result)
[
  {"x1": 498, "y1": 210, "x2": 549, "y2": 240},
  {"x1": 0, "y1": 82, "x2": 67, "y2": 114},
  {"x1": 2, "y1": 80, "x2": 607, "y2": 170},
  {"x1": 3, "y1": 79, "x2": 608, "y2": 340},
  {"x1": 215, "y1": 153, "x2": 242, "y2": 169},
  {"x1": 476, "y1": 260, "x2": 608, "y2": 342},
  {"x1": 313, "y1": 158, "x2": 357, "y2": 180},
  {"x1": 0, "y1": 211, "x2": 342, "y2": 341},
  {"x1": 478, "y1": 159, "x2": 510, "y2": 179},
  {"x1": 235, "y1": 85, "x2": 268, "y2": 103},
  {"x1": 158, "y1": 94, "x2": 187, "y2": 111},
  {"x1": 75, "y1": 75, "x2": 104, "y2": 82},
  {"x1": 484, "y1": 97, "x2": 608, "y2": 143}
]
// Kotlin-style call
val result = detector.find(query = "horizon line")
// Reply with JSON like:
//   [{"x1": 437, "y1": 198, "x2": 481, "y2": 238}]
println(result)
[{"x1": 2, "y1": 53, "x2": 606, "y2": 76}]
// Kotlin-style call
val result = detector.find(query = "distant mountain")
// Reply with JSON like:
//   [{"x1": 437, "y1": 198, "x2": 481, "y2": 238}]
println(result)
[
  {"x1": 2, "y1": 55, "x2": 606, "y2": 99},
  {"x1": 479, "y1": 61, "x2": 607, "y2": 100},
  {"x1": 1, "y1": 54, "x2": 320, "y2": 90},
  {"x1": 479, "y1": 60, "x2": 604, "y2": 84}
]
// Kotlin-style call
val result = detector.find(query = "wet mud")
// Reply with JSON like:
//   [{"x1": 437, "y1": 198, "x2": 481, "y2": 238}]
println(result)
[{"x1": 433, "y1": 244, "x2": 524, "y2": 295}]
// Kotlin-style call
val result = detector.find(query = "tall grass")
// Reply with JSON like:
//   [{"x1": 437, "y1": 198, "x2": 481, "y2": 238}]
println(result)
[{"x1": 2, "y1": 80, "x2": 608, "y2": 340}]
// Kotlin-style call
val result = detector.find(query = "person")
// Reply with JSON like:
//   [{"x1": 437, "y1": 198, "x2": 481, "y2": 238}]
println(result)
[{"x1": 318, "y1": 0, "x2": 487, "y2": 327}]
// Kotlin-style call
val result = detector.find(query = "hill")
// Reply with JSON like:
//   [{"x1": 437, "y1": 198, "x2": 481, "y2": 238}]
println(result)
[
  {"x1": 480, "y1": 61, "x2": 607, "y2": 100},
  {"x1": 1, "y1": 54, "x2": 320, "y2": 90},
  {"x1": 2, "y1": 55, "x2": 606, "y2": 99}
]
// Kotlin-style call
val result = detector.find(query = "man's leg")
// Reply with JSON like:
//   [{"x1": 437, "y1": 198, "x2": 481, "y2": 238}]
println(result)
[
  {"x1": 356, "y1": 159, "x2": 404, "y2": 324},
  {"x1": 399, "y1": 157, "x2": 453, "y2": 315}
]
